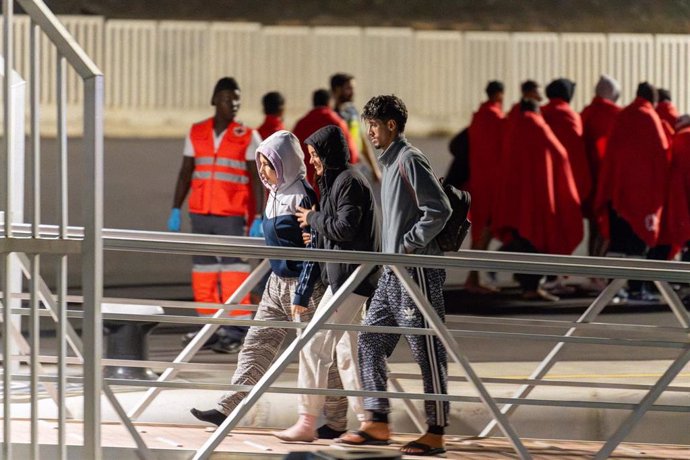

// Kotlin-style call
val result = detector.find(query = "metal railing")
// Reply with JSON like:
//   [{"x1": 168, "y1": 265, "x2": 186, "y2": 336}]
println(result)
[
  {"x1": 2, "y1": 0, "x2": 107, "y2": 458},
  {"x1": 2, "y1": 3, "x2": 690, "y2": 459},
  {"x1": 3, "y1": 221, "x2": 690, "y2": 459}
]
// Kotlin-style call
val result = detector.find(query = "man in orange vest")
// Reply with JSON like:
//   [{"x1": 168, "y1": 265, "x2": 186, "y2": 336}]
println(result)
[{"x1": 167, "y1": 77, "x2": 264, "y2": 354}]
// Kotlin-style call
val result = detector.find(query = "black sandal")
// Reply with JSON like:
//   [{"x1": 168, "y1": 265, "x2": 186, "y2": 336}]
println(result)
[
  {"x1": 336, "y1": 430, "x2": 390, "y2": 446},
  {"x1": 400, "y1": 440, "x2": 446, "y2": 456}
]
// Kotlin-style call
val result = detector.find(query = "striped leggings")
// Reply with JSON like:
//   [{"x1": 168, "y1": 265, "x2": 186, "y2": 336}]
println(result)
[{"x1": 216, "y1": 273, "x2": 350, "y2": 429}]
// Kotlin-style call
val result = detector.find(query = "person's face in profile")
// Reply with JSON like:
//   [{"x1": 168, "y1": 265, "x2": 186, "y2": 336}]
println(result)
[
  {"x1": 258, "y1": 153, "x2": 278, "y2": 185},
  {"x1": 307, "y1": 145, "x2": 325, "y2": 177}
]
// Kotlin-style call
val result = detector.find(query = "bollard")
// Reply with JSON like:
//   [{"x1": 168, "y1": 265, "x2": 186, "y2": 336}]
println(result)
[{"x1": 102, "y1": 303, "x2": 164, "y2": 380}]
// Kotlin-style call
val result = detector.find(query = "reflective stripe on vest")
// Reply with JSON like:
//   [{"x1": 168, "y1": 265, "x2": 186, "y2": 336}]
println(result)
[
  {"x1": 216, "y1": 157, "x2": 247, "y2": 170},
  {"x1": 188, "y1": 118, "x2": 252, "y2": 216}
]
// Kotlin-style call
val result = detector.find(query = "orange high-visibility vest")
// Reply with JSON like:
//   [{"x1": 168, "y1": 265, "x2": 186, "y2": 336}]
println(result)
[{"x1": 188, "y1": 118, "x2": 252, "y2": 217}]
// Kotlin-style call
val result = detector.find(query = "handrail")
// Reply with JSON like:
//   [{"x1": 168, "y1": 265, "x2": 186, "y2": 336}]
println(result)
[
  {"x1": 4, "y1": 228, "x2": 690, "y2": 457},
  {"x1": 16, "y1": 0, "x2": 102, "y2": 78},
  {"x1": 3, "y1": 223, "x2": 690, "y2": 282},
  {"x1": 6, "y1": 306, "x2": 690, "y2": 349}
]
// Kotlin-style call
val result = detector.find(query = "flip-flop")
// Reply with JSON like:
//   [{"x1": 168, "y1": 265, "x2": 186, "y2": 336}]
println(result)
[
  {"x1": 336, "y1": 430, "x2": 390, "y2": 446},
  {"x1": 400, "y1": 440, "x2": 446, "y2": 456}
]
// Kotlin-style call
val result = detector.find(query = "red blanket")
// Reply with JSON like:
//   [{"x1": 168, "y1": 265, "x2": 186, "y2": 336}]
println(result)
[
  {"x1": 493, "y1": 111, "x2": 583, "y2": 255},
  {"x1": 656, "y1": 100, "x2": 679, "y2": 129},
  {"x1": 594, "y1": 97, "x2": 670, "y2": 246},
  {"x1": 542, "y1": 98, "x2": 591, "y2": 209},
  {"x1": 468, "y1": 100, "x2": 504, "y2": 241},
  {"x1": 581, "y1": 97, "x2": 621, "y2": 191},
  {"x1": 658, "y1": 126, "x2": 690, "y2": 248}
]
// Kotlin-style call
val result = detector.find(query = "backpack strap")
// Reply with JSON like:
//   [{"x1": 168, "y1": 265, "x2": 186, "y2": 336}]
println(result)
[{"x1": 398, "y1": 158, "x2": 419, "y2": 207}]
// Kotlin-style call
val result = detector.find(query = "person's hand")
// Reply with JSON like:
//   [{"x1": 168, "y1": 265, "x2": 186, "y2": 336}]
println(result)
[
  {"x1": 295, "y1": 205, "x2": 316, "y2": 228},
  {"x1": 291, "y1": 304, "x2": 307, "y2": 320},
  {"x1": 302, "y1": 231, "x2": 312, "y2": 245},
  {"x1": 249, "y1": 217, "x2": 264, "y2": 237},
  {"x1": 167, "y1": 208, "x2": 181, "y2": 232}
]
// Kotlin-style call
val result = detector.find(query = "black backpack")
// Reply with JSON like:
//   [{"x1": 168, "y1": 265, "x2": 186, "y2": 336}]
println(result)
[
  {"x1": 399, "y1": 161, "x2": 472, "y2": 253},
  {"x1": 435, "y1": 178, "x2": 471, "y2": 252},
  {"x1": 446, "y1": 127, "x2": 470, "y2": 188}
]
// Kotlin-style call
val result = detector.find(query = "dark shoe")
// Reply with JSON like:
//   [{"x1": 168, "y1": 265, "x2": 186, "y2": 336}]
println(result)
[
  {"x1": 316, "y1": 424, "x2": 347, "y2": 439},
  {"x1": 190, "y1": 408, "x2": 227, "y2": 426},
  {"x1": 336, "y1": 430, "x2": 390, "y2": 446},
  {"x1": 628, "y1": 288, "x2": 660, "y2": 302},
  {"x1": 211, "y1": 337, "x2": 243, "y2": 354},
  {"x1": 400, "y1": 440, "x2": 446, "y2": 456},
  {"x1": 181, "y1": 330, "x2": 219, "y2": 350}
]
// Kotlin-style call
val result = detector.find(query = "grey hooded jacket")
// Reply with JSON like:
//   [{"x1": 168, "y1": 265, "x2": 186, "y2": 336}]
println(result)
[{"x1": 378, "y1": 135, "x2": 451, "y2": 256}]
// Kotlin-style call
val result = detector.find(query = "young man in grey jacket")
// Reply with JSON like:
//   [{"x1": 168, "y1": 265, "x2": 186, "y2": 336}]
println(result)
[{"x1": 338, "y1": 95, "x2": 452, "y2": 456}]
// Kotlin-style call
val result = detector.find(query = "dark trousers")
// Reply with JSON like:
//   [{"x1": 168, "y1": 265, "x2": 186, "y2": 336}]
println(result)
[
  {"x1": 499, "y1": 231, "x2": 542, "y2": 291},
  {"x1": 608, "y1": 207, "x2": 648, "y2": 292}
]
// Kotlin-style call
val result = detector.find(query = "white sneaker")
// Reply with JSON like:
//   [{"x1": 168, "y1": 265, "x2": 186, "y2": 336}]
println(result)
[{"x1": 540, "y1": 279, "x2": 576, "y2": 296}]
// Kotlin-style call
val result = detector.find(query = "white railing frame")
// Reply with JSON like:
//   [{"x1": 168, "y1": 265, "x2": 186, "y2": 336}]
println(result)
[{"x1": 3, "y1": 224, "x2": 690, "y2": 458}]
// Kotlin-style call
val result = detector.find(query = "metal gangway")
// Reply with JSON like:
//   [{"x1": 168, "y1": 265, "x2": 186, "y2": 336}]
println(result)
[{"x1": 2, "y1": 1, "x2": 690, "y2": 459}]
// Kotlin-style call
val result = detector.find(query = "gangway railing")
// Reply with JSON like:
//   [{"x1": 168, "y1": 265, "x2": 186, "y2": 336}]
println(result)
[
  {"x1": 2, "y1": 2, "x2": 690, "y2": 459},
  {"x1": 2, "y1": 221, "x2": 690, "y2": 459},
  {"x1": 2, "y1": 0, "x2": 111, "y2": 459}
]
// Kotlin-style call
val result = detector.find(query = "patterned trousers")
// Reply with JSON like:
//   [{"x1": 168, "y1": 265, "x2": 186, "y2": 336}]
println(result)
[
  {"x1": 216, "y1": 273, "x2": 348, "y2": 429},
  {"x1": 358, "y1": 266, "x2": 449, "y2": 427}
]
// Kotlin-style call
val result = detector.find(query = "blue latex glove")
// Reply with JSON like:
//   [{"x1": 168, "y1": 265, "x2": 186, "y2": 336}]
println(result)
[
  {"x1": 167, "y1": 208, "x2": 181, "y2": 232},
  {"x1": 249, "y1": 217, "x2": 264, "y2": 237}
]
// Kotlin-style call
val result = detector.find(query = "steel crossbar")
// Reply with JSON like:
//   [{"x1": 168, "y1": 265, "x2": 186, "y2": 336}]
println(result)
[
  {"x1": 127, "y1": 259, "x2": 271, "y2": 420},
  {"x1": 192, "y1": 264, "x2": 374, "y2": 460},
  {"x1": 472, "y1": 276, "x2": 690, "y2": 458}
]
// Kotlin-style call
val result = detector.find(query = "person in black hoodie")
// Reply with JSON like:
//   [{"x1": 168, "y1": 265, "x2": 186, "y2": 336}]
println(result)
[{"x1": 273, "y1": 125, "x2": 381, "y2": 442}]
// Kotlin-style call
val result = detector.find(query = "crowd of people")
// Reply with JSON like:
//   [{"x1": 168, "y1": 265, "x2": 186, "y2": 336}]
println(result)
[
  {"x1": 452, "y1": 75, "x2": 690, "y2": 301},
  {"x1": 168, "y1": 75, "x2": 451, "y2": 456},
  {"x1": 163, "y1": 70, "x2": 690, "y2": 456}
]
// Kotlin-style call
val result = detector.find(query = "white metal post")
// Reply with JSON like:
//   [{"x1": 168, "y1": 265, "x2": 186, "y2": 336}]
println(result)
[{"x1": 82, "y1": 73, "x2": 104, "y2": 460}]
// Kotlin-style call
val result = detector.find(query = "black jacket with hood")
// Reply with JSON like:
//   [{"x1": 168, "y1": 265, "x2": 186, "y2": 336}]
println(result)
[{"x1": 304, "y1": 126, "x2": 380, "y2": 297}]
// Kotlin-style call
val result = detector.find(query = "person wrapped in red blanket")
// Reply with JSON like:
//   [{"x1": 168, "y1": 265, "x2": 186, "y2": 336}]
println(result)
[
  {"x1": 594, "y1": 82, "x2": 670, "y2": 299},
  {"x1": 493, "y1": 98, "x2": 582, "y2": 301}
]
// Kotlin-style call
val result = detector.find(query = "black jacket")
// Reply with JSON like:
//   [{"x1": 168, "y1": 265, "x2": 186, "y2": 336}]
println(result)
[{"x1": 304, "y1": 126, "x2": 380, "y2": 297}]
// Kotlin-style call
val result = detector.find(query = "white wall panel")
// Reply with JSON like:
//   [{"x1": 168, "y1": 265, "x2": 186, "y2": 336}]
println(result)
[
  {"x1": 156, "y1": 21, "x2": 211, "y2": 109},
  {"x1": 105, "y1": 20, "x2": 157, "y2": 109},
  {"x1": 510, "y1": 33, "x2": 560, "y2": 105},
  {"x1": 412, "y1": 30, "x2": 463, "y2": 129},
  {"x1": 209, "y1": 22, "x2": 261, "y2": 118},
  {"x1": 9, "y1": 17, "x2": 690, "y2": 136},
  {"x1": 607, "y1": 34, "x2": 654, "y2": 105},
  {"x1": 655, "y1": 34, "x2": 690, "y2": 115},
  {"x1": 463, "y1": 32, "x2": 510, "y2": 123},
  {"x1": 360, "y1": 28, "x2": 414, "y2": 108},
  {"x1": 560, "y1": 33, "x2": 607, "y2": 111}
]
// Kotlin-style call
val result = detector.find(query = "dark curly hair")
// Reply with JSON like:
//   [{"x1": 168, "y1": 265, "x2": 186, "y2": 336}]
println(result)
[{"x1": 361, "y1": 95, "x2": 408, "y2": 133}]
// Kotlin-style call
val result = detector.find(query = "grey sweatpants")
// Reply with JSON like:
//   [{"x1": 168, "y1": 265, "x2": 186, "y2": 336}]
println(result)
[{"x1": 358, "y1": 266, "x2": 449, "y2": 427}]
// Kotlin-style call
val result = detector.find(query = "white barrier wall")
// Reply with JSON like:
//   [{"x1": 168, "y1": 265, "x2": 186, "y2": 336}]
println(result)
[
  {"x1": 560, "y1": 33, "x2": 608, "y2": 111},
  {"x1": 5, "y1": 15, "x2": 690, "y2": 136}
]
